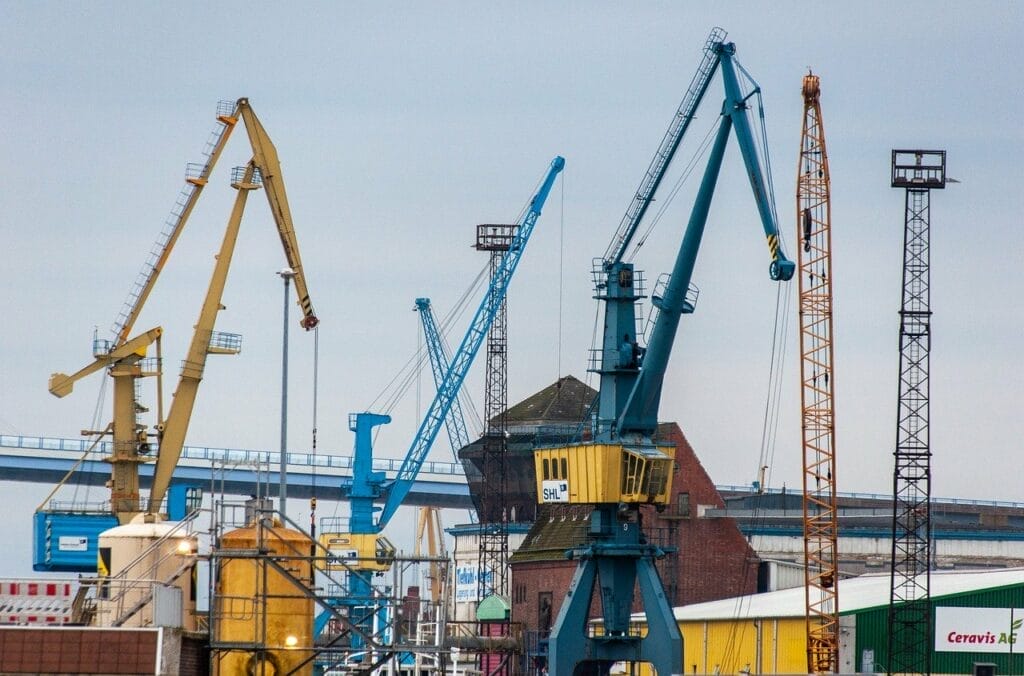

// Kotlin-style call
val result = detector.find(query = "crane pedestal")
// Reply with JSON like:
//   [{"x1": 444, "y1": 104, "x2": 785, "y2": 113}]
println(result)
[{"x1": 548, "y1": 505, "x2": 681, "y2": 676}]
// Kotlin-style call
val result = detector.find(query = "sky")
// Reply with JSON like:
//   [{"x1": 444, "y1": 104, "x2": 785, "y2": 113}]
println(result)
[{"x1": 1, "y1": 2, "x2": 1022, "y2": 577}]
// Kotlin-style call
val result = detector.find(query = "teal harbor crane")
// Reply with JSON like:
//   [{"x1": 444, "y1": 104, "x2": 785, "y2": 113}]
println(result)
[{"x1": 538, "y1": 29, "x2": 794, "y2": 676}]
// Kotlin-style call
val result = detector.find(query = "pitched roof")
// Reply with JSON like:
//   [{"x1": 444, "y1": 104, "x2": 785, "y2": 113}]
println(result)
[
  {"x1": 501, "y1": 375, "x2": 596, "y2": 426},
  {"x1": 509, "y1": 505, "x2": 593, "y2": 563}
]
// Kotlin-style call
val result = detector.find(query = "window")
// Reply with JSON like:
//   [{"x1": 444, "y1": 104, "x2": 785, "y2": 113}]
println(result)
[
  {"x1": 677, "y1": 492, "x2": 690, "y2": 517},
  {"x1": 538, "y1": 591, "x2": 553, "y2": 634}
]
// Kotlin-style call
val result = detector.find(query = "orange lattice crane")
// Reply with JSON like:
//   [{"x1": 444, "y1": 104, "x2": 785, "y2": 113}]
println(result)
[{"x1": 796, "y1": 72, "x2": 840, "y2": 674}]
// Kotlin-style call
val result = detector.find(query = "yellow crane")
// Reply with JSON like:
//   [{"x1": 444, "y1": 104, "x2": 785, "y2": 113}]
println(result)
[
  {"x1": 48, "y1": 103, "x2": 240, "y2": 522},
  {"x1": 796, "y1": 72, "x2": 840, "y2": 673},
  {"x1": 48, "y1": 98, "x2": 317, "y2": 524},
  {"x1": 414, "y1": 507, "x2": 447, "y2": 606},
  {"x1": 148, "y1": 100, "x2": 318, "y2": 513}
]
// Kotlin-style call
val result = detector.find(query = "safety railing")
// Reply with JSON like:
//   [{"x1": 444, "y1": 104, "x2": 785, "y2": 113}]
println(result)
[{"x1": 0, "y1": 434, "x2": 465, "y2": 478}]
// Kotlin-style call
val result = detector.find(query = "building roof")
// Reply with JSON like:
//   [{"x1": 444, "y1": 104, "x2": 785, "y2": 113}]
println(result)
[
  {"x1": 501, "y1": 375, "x2": 596, "y2": 427},
  {"x1": 669, "y1": 568, "x2": 1024, "y2": 621},
  {"x1": 509, "y1": 505, "x2": 593, "y2": 563}
]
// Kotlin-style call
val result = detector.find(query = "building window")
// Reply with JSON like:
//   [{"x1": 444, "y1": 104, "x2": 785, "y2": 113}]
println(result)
[
  {"x1": 677, "y1": 492, "x2": 690, "y2": 518},
  {"x1": 538, "y1": 591, "x2": 553, "y2": 636}
]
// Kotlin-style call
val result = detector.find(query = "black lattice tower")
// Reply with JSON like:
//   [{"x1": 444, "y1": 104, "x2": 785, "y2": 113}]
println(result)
[
  {"x1": 887, "y1": 150, "x2": 946, "y2": 676},
  {"x1": 796, "y1": 72, "x2": 839, "y2": 675},
  {"x1": 475, "y1": 224, "x2": 515, "y2": 609}
]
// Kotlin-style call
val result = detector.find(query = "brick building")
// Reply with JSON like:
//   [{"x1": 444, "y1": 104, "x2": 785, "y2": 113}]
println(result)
[{"x1": 456, "y1": 376, "x2": 761, "y2": 668}]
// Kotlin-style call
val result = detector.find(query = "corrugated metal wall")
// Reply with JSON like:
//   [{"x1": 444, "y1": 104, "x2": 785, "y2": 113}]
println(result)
[
  {"x1": 854, "y1": 584, "x2": 1024, "y2": 674},
  {"x1": 678, "y1": 618, "x2": 806, "y2": 674}
]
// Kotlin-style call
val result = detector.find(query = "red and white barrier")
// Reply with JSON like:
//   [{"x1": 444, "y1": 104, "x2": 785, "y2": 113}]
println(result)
[{"x1": 0, "y1": 579, "x2": 76, "y2": 625}]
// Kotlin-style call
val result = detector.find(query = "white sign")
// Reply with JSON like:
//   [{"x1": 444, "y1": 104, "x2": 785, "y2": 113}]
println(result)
[
  {"x1": 58, "y1": 536, "x2": 88, "y2": 552},
  {"x1": 454, "y1": 565, "x2": 493, "y2": 602},
  {"x1": 541, "y1": 480, "x2": 569, "y2": 503},
  {"x1": 935, "y1": 606, "x2": 1024, "y2": 653}
]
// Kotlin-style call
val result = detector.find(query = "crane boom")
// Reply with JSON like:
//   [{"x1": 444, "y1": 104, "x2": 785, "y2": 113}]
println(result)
[
  {"x1": 415, "y1": 297, "x2": 471, "y2": 452},
  {"x1": 113, "y1": 104, "x2": 240, "y2": 346},
  {"x1": 237, "y1": 99, "x2": 319, "y2": 329},
  {"x1": 612, "y1": 41, "x2": 795, "y2": 439},
  {"x1": 603, "y1": 27, "x2": 726, "y2": 266},
  {"x1": 377, "y1": 156, "x2": 565, "y2": 526},
  {"x1": 796, "y1": 72, "x2": 839, "y2": 675},
  {"x1": 148, "y1": 101, "x2": 320, "y2": 512},
  {"x1": 147, "y1": 164, "x2": 258, "y2": 512}
]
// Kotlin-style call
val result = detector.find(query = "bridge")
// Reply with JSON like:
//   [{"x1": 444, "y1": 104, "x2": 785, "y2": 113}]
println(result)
[{"x1": 0, "y1": 434, "x2": 473, "y2": 510}]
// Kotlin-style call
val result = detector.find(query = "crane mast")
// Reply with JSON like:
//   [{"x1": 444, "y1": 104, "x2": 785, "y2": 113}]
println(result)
[{"x1": 796, "y1": 72, "x2": 840, "y2": 674}]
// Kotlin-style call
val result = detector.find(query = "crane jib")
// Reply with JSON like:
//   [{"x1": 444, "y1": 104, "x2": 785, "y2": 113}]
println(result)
[{"x1": 604, "y1": 27, "x2": 726, "y2": 266}]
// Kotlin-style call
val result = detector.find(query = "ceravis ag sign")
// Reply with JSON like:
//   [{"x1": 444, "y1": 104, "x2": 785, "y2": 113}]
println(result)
[
  {"x1": 935, "y1": 607, "x2": 1024, "y2": 653},
  {"x1": 541, "y1": 480, "x2": 569, "y2": 503}
]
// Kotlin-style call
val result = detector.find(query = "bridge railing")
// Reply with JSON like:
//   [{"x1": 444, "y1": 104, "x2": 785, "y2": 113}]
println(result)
[
  {"x1": 0, "y1": 434, "x2": 465, "y2": 478},
  {"x1": 715, "y1": 483, "x2": 1024, "y2": 510}
]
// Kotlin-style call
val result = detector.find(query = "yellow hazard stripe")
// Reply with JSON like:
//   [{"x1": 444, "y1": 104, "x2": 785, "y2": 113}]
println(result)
[{"x1": 767, "y1": 234, "x2": 779, "y2": 259}]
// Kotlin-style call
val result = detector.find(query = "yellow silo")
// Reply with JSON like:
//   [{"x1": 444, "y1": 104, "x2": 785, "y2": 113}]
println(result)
[{"x1": 213, "y1": 520, "x2": 315, "y2": 676}]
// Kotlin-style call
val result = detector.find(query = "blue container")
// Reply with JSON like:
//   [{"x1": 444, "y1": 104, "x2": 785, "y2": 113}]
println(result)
[{"x1": 33, "y1": 511, "x2": 118, "y2": 572}]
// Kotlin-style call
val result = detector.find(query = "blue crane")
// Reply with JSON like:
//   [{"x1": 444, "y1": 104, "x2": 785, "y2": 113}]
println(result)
[
  {"x1": 316, "y1": 156, "x2": 564, "y2": 646},
  {"x1": 540, "y1": 30, "x2": 794, "y2": 676},
  {"x1": 414, "y1": 297, "x2": 471, "y2": 454},
  {"x1": 376, "y1": 155, "x2": 563, "y2": 528}
]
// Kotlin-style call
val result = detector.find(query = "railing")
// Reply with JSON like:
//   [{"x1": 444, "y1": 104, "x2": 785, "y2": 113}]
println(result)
[
  {"x1": 0, "y1": 434, "x2": 465, "y2": 478},
  {"x1": 8, "y1": 434, "x2": 1024, "y2": 508},
  {"x1": 715, "y1": 483, "x2": 1024, "y2": 510},
  {"x1": 79, "y1": 509, "x2": 202, "y2": 628}
]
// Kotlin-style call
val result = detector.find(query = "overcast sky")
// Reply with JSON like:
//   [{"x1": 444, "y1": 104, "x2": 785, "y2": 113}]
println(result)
[{"x1": 2, "y1": 2, "x2": 1022, "y2": 577}]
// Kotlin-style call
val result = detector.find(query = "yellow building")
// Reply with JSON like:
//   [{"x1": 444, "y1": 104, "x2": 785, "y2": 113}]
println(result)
[{"x1": 624, "y1": 568, "x2": 1024, "y2": 675}]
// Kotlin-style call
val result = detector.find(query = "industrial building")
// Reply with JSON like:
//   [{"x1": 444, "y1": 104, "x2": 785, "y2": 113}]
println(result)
[{"x1": 665, "y1": 568, "x2": 1024, "y2": 675}]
